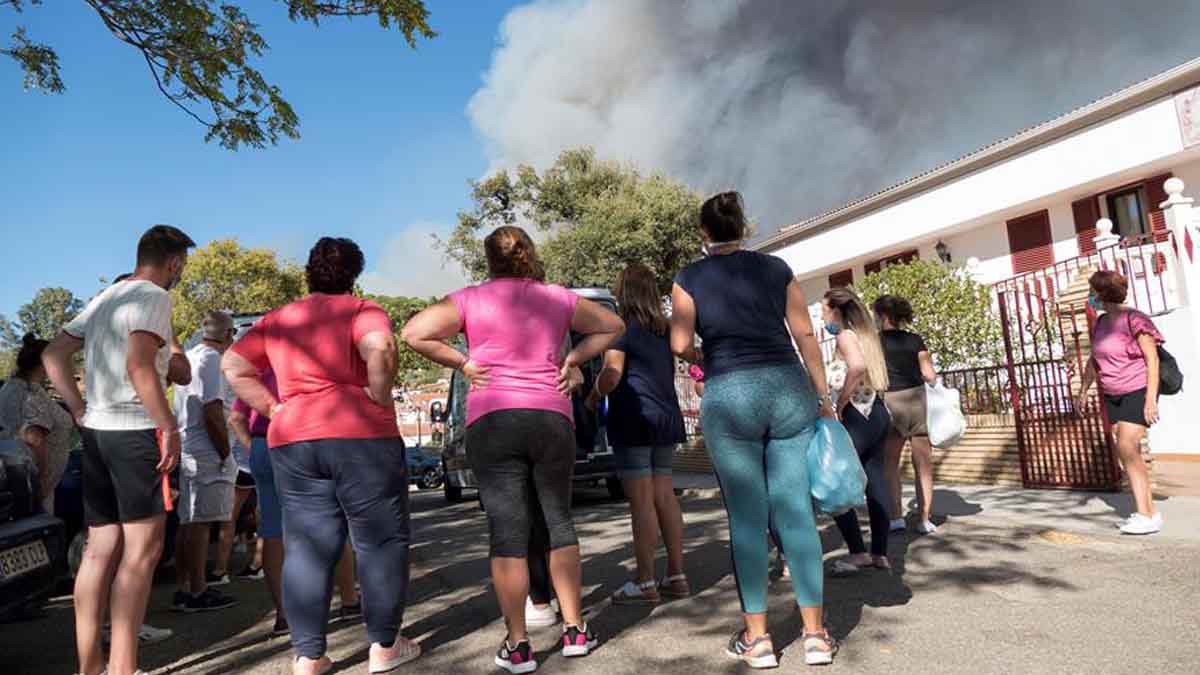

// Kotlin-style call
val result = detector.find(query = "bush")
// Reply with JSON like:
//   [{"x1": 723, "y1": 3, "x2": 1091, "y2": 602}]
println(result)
[{"x1": 855, "y1": 259, "x2": 1003, "y2": 370}]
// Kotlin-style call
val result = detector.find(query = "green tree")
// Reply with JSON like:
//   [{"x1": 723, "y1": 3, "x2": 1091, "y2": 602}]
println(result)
[
  {"x1": 4, "y1": 286, "x2": 84, "y2": 344},
  {"x1": 364, "y1": 293, "x2": 443, "y2": 392},
  {"x1": 0, "y1": 348, "x2": 14, "y2": 378},
  {"x1": 441, "y1": 147, "x2": 705, "y2": 295},
  {"x1": 171, "y1": 239, "x2": 305, "y2": 338},
  {"x1": 3, "y1": 1, "x2": 435, "y2": 149},
  {"x1": 854, "y1": 259, "x2": 1003, "y2": 370}
]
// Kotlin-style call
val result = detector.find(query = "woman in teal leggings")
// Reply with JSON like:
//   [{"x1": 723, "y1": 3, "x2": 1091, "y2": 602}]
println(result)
[{"x1": 671, "y1": 191, "x2": 837, "y2": 668}]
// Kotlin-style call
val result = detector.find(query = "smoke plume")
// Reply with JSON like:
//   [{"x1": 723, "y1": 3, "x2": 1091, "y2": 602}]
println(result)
[{"x1": 469, "y1": 0, "x2": 1200, "y2": 237}]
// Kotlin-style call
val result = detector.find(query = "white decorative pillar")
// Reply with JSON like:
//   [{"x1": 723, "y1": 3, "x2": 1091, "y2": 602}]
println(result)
[
  {"x1": 1093, "y1": 217, "x2": 1121, "y2": 251},
  {"x1": 1160, "y1": 178, "x2": 1199, "y2": 310}
]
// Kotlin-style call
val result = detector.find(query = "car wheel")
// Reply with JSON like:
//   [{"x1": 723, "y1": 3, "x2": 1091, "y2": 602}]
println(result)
[
  {"x1": 420, "y1": 467, "x2": 443, "y2": 490},
  {"x1": 444, "y1": 481, "x2": 464, "y2": 503},
  {"x1": 606, "y1": 477, "x2": 626, "y2": 500}
]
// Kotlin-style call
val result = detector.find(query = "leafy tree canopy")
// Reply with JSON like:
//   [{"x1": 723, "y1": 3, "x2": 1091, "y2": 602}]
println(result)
[
  {"x1": 441, "y1": 147, "x2": 705, "y2": 295},
  {"x1": 2, "y1": 286, "x2": 84, "y2": 345},
  {"x1": 364, "y1": 293, "x2": 442, "y2": 392},
  {"x1": 3, "y1": 0, "x2": 435, "y2": 149}
]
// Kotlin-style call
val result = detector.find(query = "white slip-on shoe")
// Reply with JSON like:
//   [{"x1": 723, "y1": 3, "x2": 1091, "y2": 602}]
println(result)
[
  {"x1": 1120, "y1": 513, "x2": 1161, "y2": 535},
  {"x1": 370, "y1": 637, "x2": 421, "y2": 673},
  {"x1": 525, "y1": 597, "x2": 559, "y2": 628}
]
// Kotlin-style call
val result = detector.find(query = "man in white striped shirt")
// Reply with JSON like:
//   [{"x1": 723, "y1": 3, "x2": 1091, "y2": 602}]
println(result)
[{"x1": 43, "y1": 224, "x2": 196, "y2": 675}]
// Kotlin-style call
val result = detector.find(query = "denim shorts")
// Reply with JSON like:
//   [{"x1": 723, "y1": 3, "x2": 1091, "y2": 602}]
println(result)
[{"x1": 614, "y1": 444, "x2": 676, "y2": 479}]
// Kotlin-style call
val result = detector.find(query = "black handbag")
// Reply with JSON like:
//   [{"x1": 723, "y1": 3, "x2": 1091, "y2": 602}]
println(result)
[{"x1": 1125, "y1": 312, "x2": 1183, "y2": 396}]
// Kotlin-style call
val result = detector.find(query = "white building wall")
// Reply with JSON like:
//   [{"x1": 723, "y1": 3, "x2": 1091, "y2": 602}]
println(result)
[{"x1": 1147, "y1": 307, "x2": 1200, "y2": 455}]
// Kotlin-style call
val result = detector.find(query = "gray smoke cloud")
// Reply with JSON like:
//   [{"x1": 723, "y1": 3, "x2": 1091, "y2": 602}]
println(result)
[{"x1": 469, "y1": 0, "x2": 1200, "y2": 238}]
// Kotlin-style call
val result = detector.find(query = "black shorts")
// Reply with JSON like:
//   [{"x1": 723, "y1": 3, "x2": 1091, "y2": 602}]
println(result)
[
  {"x1": 1104, "y1": 388, "x2": 1150, "y2": 427},
  {"x1": 236, "y1": 470, "x2": 256, "y2": 488},
  {"x1": 81, "y1": 427, "x2": 166, "y2": 526}
]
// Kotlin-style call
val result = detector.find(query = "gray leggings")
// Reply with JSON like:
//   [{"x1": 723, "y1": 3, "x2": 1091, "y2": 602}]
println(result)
[
  {"x1": 467, "y1": 409, "x2": 577, "y2": 558},
  {"x1": 270, "y1": 437, "x2": 410, "y2": 659}
]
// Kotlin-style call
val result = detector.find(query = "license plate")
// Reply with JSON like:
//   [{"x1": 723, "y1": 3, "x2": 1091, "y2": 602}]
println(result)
[{"x1": 0, "y1": 540, "x2": 50, "y2": 580}]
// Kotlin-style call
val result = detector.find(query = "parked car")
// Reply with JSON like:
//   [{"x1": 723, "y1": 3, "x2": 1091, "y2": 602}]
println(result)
[
  {"x1": 436, "y1": 288, "x2": 622, "y2": 503},
  {"x1": 0, "y1": 439, "x2": 67, "y2": 617},
  {"x1": 407, "y1": 445, "x2": 444, "y2": 490}
]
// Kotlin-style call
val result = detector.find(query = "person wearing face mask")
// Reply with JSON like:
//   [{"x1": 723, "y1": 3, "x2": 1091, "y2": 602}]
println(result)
[
  {"x1": 43, "y1": 224, "x2": 195, "y2": 675},
  {"x1": 671, "y1": 191, "x2": 837, "y2": 668},
  {"x1": 1075, "y1": 271, "x2": 1165, "y2": 535},
  {"x1": 821, "y1": 289, "x2": 894, "y2": 574}
]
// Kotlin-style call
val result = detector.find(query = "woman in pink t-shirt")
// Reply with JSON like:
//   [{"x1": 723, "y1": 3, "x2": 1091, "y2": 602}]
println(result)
[
  {"x1": 402, "y1": 226, "x2": 624, "y2": 672},
  {"x1": 1076, "y1": 270, "x2": 1165, "y2": 535}
]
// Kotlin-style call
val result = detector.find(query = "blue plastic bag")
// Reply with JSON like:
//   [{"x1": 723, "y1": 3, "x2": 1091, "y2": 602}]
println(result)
[{"x1": 807, "y1": 418, "x2": 867, "y2": 516}]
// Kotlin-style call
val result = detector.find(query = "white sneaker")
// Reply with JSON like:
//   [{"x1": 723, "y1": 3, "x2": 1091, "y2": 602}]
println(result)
[
  {"x1": 101, "y1": 623, "x2": 173, "y2": 646},
  {"x1": 1120, "y1": 513, "x2": 1162, "y2": 535},
  {"x1": 525, "y1": 596, "x2": 559, "y2": 628},
  {"x1": 889, "y1": 518, "x2": 907, "y2": 532},
  {"x1": 916, "y1": 520, "x2": 938, "y2": 535}
]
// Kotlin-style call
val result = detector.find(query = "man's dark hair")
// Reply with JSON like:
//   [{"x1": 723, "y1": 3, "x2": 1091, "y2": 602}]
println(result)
[
  {"x1": 136, "y1": 224, "x2": 196, "y2": 266},
  {"x1": 306, "y1": 237, "x2": 365, "y2": 294}
]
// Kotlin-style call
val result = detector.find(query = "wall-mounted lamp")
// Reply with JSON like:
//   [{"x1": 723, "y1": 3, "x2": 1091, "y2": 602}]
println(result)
[{"x1": 935, "y1": 240, "x2": 952, "y2": 264}]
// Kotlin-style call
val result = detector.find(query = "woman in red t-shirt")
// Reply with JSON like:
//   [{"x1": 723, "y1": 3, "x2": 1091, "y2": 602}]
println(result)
[
  {"x1": 1076, "y1": 270, "x2": 1165, "y2": 536},
  {"x1": 223, "y1": 238, "x2": 419, "y2": 675}
]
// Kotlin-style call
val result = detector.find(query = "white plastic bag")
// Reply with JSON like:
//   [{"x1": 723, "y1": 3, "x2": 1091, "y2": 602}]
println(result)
[{"x1": 926, "y1": 380, "x2": 966, "y2": 449}]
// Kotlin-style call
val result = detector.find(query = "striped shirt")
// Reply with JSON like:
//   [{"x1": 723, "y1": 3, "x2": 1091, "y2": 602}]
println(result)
[{"x1": 64, "y1": 279, "x2": 174, "y2": 430}]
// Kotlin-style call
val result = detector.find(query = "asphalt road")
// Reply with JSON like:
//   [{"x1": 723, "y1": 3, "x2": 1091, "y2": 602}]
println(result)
[{"x1": 4, "y1": 483, "x2": 1198, "y2": 674}]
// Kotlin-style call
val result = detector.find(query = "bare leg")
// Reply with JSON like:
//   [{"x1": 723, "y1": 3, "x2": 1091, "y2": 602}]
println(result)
[
  {"x1": 174, "y1": 525, "x2": 190, "y2": 595},
  {"x1": 492, "y1": 556, "x2": 530, "y2": 642},
  {"x1": 334, "y1": 541, "x2": 359, "y2": 606},
  {"x1": 909, "y1": 436, "x2": 935, "y2": 522},
  {"x1": 75, "y1": 524, "x2": 123, "y2": 675},
  {"x1": 652, "y1": 476, "x2": 685, "y2": 577},
  {"x1": 216, "y1": 487, "x2": 252, "y2": 575},
  {"x1": 623, "y1": 475, "x2": 658, "y2": 584},
  {"x1": 262, "y1": 537, "x2": 285, "y2": 615},
  {"x1": 884, "y1": 433, "x2": 906, "y2": 519},
  {"x1": 254, "y1": 533, "x2": 264, "y2": 569},
  {"x1": 180, "y1": 523, "x2": 210, "y2": 596},
  {"x1": 1115, "y1": 423, "x2": 1155, "y2": 516},
  {"x1": 799, "y1": 606, "x2": 824, "y2": 635},
  {"x1": 548, "y1": 545, "x2": 584, "y2": 627},
  {"x1": 744, "y1": 613, "x2": 768, "y2": 640},
  {"x1": 108, "y1": 515, "x2": 166, "y2": 675}
]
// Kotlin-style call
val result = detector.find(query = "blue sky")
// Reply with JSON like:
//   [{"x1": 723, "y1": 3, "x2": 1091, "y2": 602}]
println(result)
[{"x1": 1, "y1": 1, "x2": 523, "y2": 320}]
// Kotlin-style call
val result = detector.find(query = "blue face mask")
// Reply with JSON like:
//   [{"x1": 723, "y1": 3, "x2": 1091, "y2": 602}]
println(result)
[
  {"x1": 1087, "y1": 294, "x2": 1104, "y2": 312},
  {"x1": 824, "y1": 321, "x2": 842, "y2": 336}
]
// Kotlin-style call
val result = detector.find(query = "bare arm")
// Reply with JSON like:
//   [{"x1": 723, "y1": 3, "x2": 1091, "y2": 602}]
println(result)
[
  {"x1": 203, "y1": 400, "x2": 231, "y2": 460},
  {"x1": 222, "y1": 351, "x2": 278, "y2": 418},
  {"x1": 21, "y1": 426, "x2": 51, "y2": 497},
  {"x1": 835, "y1": 332, "x2": 868, "y2": 412},
  {"x1": 42, "y1": 333, "x2": 85, "y2": 423},
  {"x1": 400, "y1": 297, "x2": 468, "y2": 370},
  {"x1": 358, "y1": 330, "x2": 399, "y2": 407},
  {"x1": 228, "y1": 408, "x2": 253, "y2": 449},
  {"x1": 565, "y1": 299, "x2": 625, "y2": 369},
  {"x1": 593, "y1": 350, "x2": 626, "y2": 397},
  {"x1": 785, "y1": 280, "x2": 833, "y2": 416},
  {"x1": 127, "y1": 330, "x2": 179, "y2": 473},
  {"x1": 669, "y1": 284, "x2": 702, "y2": 363},
  {"x1": 167, "y1": 338, "x2": 191, "y2": 385},
  {"x1": 918, "y1": 351, "x2": 938, "y2": 385},
  {"x1": 1138, "y1": 333, "x2": 1160, "y2": 425}
]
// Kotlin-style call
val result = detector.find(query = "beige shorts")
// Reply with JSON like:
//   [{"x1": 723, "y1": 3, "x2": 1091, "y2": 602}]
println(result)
[
  {"x1": 884, "y1": 386, "x2": 928, "y2": 438},
  {"x1": 178, "y1": 474, "x2": 234, "y2": 524}
]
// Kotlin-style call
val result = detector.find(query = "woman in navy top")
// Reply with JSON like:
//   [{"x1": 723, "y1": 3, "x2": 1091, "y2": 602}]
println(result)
[{"x1": 587, "y1": 264, "x2": 689, "y2": 605}]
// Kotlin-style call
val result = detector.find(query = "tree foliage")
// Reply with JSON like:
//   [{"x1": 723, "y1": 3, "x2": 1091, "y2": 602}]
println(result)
[
  {"x1": 3, "y1": 286, "x2": 84, "y2": 344},
  {"x1": 364, "y1": 293, "x2": 442, "y2": 392},
  {"x1": 3, "y1": 1, "x2": 435, "y2": 149},
  {"x1": 854, "y1": 259, "x2": 1003, "y2": 370},
  {"x1": 442, "y1": 147, "x2": 704, "y2": 295},
  {"x1": 171, "y1": 239, "x2": 305, "y2": 338}
]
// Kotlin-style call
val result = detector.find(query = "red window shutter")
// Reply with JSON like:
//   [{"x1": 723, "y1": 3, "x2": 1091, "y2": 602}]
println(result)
[
  {"x1": 828, "y1": 269, "x2": 854, "y2": 288},
  {"x1": 1145, "y1": 173, "x2": 1173, "y2": 242},
  {"x1": 1072, "y1": 197, "x2": 1100, "y2": 254},
  {"x1": 1006, "y1": 210, "x2": 1055, "y2": 275},
  {"x1": 865, "y1": 260, "x2": 882, "y2": 275}
]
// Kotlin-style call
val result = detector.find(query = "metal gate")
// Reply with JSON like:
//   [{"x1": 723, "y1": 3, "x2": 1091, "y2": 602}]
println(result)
[{"x1": 997, "y1": 290, "x2": 1121, "y2": 490}]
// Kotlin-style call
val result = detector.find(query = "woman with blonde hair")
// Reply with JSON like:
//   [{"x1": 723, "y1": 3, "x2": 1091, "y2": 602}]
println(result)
[
  {"x1": 403, "y1": 225, "x2": 624, "y2": 673},
  {"x1": 587, "y1": 263, "x2": 689, "y2": 605},
  {"x1": 822, "y1": 288, "x2": 894, "y2": 573}
]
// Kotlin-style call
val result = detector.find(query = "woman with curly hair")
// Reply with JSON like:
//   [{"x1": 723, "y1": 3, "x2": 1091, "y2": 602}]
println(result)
[{"x1": 222, "y1": 237, "x2": 418, "y2": 675}]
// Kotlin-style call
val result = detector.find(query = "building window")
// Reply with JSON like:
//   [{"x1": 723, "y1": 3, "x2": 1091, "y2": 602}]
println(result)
[
  {"x1": 865, "y1": 250, "x2": 918, "y2": 275},
  {"x1": 828, "y1": 269, "x2": 854, "y2": 288},
  {"x1": 1006, "y1": 209, "x2": 1054, "y2": 275},
  {"x1": 1106, "y1": 187, "x2": 1148, "y2": 238}
]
